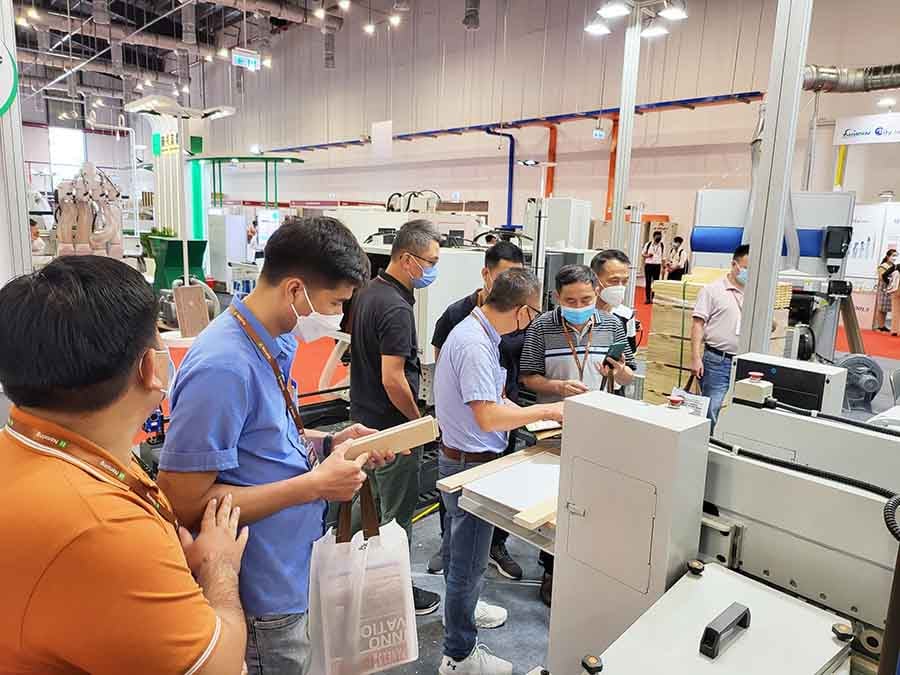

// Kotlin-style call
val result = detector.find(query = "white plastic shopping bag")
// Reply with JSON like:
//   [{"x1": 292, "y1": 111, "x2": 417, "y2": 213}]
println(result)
[
  {"x1": 671, "y1": 374, "x2": 710, "y2": 418},
  {"x1": 309, "y1": 482, "x2": 418, "y2": 675}
]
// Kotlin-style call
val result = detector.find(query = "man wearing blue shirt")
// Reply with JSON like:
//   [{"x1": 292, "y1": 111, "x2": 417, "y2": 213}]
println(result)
[
  {"x1": 435, "y1": 269, "x2": 564, "y2": 675},
  {"x1": 158, "y1": 217, "x2": 393, "y2": 675}
]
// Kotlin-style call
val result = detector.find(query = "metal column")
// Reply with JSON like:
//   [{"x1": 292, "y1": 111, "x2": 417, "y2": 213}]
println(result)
[
  {"x1": 0, "y1": 0, "x2": 31, "y2": 286},
  {"x1": 740, "y1": 0, "x2": 815, "y2": 354},
  {"x1": 609, "y1": 6, "x2": 642, "y2": 251}
]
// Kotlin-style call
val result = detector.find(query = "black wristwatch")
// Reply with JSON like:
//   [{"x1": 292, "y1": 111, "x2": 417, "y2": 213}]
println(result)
[{"x1": 322, "y1": 434, "x2": 335, "y2": 458}]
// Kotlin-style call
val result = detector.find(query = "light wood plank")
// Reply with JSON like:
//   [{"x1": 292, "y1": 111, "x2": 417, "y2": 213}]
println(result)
[
  {"x1": 436, "y1": 447, "x2": 550, "y2": 494},
  {"x1": 513, "y1": 496, "x2": 558, "y2": 531},
  {"x1": 344, "y1": 416, "x2": 438, "y2": 461}
]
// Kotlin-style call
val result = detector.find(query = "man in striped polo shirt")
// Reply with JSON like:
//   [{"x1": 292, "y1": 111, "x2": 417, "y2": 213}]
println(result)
[{"x1": 519, "y1": 263, "x2": 636, "y2": 606}]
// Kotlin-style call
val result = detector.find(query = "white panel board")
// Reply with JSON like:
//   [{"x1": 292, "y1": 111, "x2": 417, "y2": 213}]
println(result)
[{"x1": 845, "y1": 203, "x2": 886, "y2": 279}]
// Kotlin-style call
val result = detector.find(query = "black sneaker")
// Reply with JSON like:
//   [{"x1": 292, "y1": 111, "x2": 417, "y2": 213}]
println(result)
[
  {"x1": 540, "y1": 572, "x2": 553, "y2": 607},
  {"x1": 427, "y1": 549, "x2": 444, "y2": 574},
  {"x1": 489, "y1": 543, "x2": 523, "y2": 580},
  {"x1": 413, "y1": 585, "x2": 441, "y2": 615}
]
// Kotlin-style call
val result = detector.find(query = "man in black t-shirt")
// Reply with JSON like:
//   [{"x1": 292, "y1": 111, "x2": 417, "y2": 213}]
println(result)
[
  {"x1": 428, "y1": 242, "x2": 527, "y2": 583},
  {"x1": 349, "y1": 219, "x2": 443, "y2": 616}
]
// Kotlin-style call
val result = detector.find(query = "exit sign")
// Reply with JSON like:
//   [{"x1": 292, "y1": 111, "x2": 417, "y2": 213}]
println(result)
[{"x1": 232, "y1": 47, "x2": 261, "y2": 72}]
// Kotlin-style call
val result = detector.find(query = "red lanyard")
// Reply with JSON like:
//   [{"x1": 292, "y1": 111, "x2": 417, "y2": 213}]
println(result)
[
  {"x1": 6, "y1": 415, "x2": 179, "y2": 528},
  {"x1": 229, "y1": 307, "x2": 319, "y2": 467},
  {"x1": 561, "y1": 317, "x2": 594, "y2": 382}
]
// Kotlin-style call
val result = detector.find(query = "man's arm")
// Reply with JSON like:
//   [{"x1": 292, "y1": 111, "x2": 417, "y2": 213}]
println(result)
[
  {"x1": 521, "y1": 373, "x2": 588, "y2": 398},
  {"x1": 382, "y1": 355, "x2": 421, "y2": 421},
  {"x1": 470, "y1": 400, "x2": 564, "y2": 433},
  {"x1": 690, "y1": 316, "x2": 706, "y2": 377},
  {"x1": 159, "y1": 445, "x2": 368, "y2": 531}
]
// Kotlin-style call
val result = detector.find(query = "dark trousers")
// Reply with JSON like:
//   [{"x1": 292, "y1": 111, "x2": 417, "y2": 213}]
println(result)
[
  {"x1": 644, "y1": 263, "x2": 662, "y2": 303},
  {"x1": 668, "y1": 268, "x2": 685, "y2": 281}
]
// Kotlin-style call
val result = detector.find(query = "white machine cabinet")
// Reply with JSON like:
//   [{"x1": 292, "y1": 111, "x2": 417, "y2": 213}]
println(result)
[
  {"x1": 595, "y1": 564, "x2": 850, "y2": 674},
  {"x1": 548, "y1": 393, "x2": 710, "y2": 674}
]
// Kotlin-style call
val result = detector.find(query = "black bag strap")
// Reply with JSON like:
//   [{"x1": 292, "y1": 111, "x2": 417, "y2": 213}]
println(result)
[{"x1": 336, "y1": 481, "x2": 380, "y2": 543}]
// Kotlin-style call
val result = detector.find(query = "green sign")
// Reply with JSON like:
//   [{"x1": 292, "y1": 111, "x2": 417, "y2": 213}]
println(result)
[{"x1": 0, "y1": 40, "x2": 19, "y2": 118}]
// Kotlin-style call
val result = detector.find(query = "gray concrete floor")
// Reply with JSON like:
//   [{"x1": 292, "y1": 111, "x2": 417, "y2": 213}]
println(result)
[{"x1": 391, "y1": 513, "x2": 551, "y2": 675}]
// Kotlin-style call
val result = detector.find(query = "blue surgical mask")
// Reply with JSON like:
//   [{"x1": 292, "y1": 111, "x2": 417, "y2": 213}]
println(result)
[
  {"x1": 411, "y1": 257, "x2": 438, "y2": 289},
  {"x1": 736, "y1": 267, "x2": 749, "y2": 286},
  {"x1": 561, "y1": 305, "x2": 595, "y2": 326}
]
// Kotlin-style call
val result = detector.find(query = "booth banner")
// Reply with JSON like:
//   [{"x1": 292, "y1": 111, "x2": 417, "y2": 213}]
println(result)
[
  {"x1": 834, "y1": 112, "x2": 900, "y2": 146},
  {"x1": 0, "y1": 40, "x2": 18, "y2": 118}
]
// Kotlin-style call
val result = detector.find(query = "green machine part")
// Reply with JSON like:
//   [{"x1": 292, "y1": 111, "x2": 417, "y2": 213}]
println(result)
[{"x1": 147, "y1": 236, "x2": 208, "y2": 293}]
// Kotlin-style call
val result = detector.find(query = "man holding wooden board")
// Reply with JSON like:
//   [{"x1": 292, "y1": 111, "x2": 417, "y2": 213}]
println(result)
[
  {"x1": 434, "y1": 268, "x2": 564, "y2": 675},
  {"x1": 158, "y1": 217, "x2": 393, "y2": 675}
]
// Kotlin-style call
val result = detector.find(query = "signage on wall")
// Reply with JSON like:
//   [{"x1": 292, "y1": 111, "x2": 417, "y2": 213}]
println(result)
[
  {"x1": 0, "y1": 40, "x2": 19, "y2": 118},
  {"x1": 833, "y1": 112, "x2": 900, "y2": 146},
  {"x1": 232, "y1": 47, "x2": 261, "y2": 72}
]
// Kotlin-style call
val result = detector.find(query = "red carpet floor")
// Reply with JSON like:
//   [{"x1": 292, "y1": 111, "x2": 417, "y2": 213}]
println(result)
[{"x1": 633, "y1": 301, "x2": 900, "y2": 360}]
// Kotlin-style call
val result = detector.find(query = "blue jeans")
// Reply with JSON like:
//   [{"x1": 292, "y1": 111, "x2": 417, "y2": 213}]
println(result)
[
  {"x1": 245, "y1": 613, "x2": 311, "y2": 675},
  {"x1": 440, "y1": 454, "x2": 497, "y2": 661},
  {"x1": 701, "y1": 350, "x2": 732, "y2": 429}
]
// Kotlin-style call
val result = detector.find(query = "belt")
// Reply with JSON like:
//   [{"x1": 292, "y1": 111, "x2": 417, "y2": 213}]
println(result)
[
  {"x1": 705, "y1": 344, "x2": 735, "y2": 359},
  {"x1": 441, "y1": 444, "x2": 498, "y2": 464}
]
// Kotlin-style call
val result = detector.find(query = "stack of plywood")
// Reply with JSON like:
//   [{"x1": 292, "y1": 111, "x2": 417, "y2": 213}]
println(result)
[{"x1": 642, "y1": 277, "x2": 792, "y2": 404}]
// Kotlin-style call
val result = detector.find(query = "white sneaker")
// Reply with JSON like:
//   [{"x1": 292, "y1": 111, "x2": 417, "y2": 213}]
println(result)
[
  {"x1": 474, "y1": 600, "x2": 508, "y2": 629},
  {"x1": 439, "y1": 644, "x2": 513, "y2": 675},
  {"x1": 441, "y1": 600, "x2": 509, "y2": 629}
]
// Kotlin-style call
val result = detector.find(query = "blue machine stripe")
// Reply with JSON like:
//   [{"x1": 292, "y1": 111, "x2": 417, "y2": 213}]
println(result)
[{"x1": 691, "y1": 226, "x2": 824, "y2": 257}]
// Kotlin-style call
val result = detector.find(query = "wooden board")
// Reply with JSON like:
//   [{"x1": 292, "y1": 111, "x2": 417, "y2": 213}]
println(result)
[
  {"x1": 643, "y1": 389, "x2": 673, "y2": 405},
  {"x1": 437, "y1": 446, "x2": 550, "y2": 494},
  {"x1": 645, "y1": 333, "x2": 692, "y2": 368},
  {"x1": 644, "y1": 361, "x2": 694, "y2": 394},
  {"x1": 513, "y1": 495, "x2": 558, "y2": 531},
  {"x1": 173, "y1": 285, "x2": 210, "y2": 338},
  {"x1": 651, "y1": 302, "x2": 693, "y2": 336},
  {"x1": 345, "y1": 416, "x2": 438, "y2": 461}
]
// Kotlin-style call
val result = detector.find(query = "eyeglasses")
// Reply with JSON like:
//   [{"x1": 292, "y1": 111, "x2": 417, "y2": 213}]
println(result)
[{"x1": 405, "y1": 251, "x2": 439, "y2": 267}]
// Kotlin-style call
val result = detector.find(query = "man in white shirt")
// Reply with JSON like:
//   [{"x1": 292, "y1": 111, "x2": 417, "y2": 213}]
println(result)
[
  {"x1": 665, "y1": 236, "x2": 688, "y2": 281},
  {"x1": 641, "y1": 231, "x2": 665, "y2": 304}
]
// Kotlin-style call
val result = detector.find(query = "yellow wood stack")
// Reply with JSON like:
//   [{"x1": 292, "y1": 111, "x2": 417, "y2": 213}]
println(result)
[{"x1": 642, "y1": 276, "x2": 793, "y2": 404}]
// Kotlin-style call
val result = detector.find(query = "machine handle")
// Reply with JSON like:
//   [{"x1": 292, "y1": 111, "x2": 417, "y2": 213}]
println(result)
[{"x1": 699, "y1": 602, "x2": 751, "y2": 659}]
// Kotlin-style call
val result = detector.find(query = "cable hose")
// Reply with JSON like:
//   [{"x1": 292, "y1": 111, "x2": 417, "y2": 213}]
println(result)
[
  {"x1": 708, "y1": 436, "x2": 900, "y2": 542},
  {"x1": 773, "y1": 400, "x2": 900, "y2": 440}
]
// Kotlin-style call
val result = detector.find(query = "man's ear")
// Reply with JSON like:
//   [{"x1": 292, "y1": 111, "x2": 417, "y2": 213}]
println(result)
[{"x1": 138, "y1": 349, "x2": 159, "y2": 391}]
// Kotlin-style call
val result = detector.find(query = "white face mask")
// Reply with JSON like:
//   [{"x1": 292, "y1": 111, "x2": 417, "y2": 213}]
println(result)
[
  {"x1": 599, "y1": 283, "x2": 627, "y2": 308},
  {"x1": 291, "y1": 286, "x2": 343, "y2": 343}
]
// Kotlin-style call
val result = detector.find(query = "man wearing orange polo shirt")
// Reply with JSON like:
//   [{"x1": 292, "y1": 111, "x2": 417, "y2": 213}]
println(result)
[{"x1": 0, "y1": 256, "x2": 249, "y2": 674}]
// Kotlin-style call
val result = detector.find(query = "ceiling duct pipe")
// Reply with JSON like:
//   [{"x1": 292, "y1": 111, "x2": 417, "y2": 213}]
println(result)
[
  {"x1": 463, "y1": 0, "x2": 480, "y2": 30},
  {"x1": 16, "y1": 48, "x2": 179, "y2": 84},
  {"x1": 92, "y1": 0, "x2": 110, "y2": 26},
  {"x1": 17, "y1": 6, "x2": 217, "y2": 59},
  {"x1": 181, "y1": 2, "x2": 196, "y2": 46},
  {"x1": 803, "y1": 63, "x2": 900, "y2": 93},
  {"x1": 22, "y1": 75, "x2": 125, "y2": 99},
  {"x1": 209, "y1": 0, "x2": 343, "y2": 32}
]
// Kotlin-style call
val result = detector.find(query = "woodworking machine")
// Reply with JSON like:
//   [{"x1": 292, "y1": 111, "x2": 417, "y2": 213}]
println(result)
[{"x1": 442, "y1": 359, "x2": 899, "y2": 673}]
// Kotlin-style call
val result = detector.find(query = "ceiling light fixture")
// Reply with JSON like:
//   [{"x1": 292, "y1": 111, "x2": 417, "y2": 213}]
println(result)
[
  {"x1": 658, "y1": 0, "x2": 688, "y2": 21},
  {"x1": 597, "y1": 1, "x2": 631, "y2": 19},
  {"x1": 230, "y1": 158, "x2": 239, "y2": 164},
  {"x1": 15, "y1": 16, "x2": 30, "y2": 27},
  {"x1": 144, "y1": 77, "x2": 153, "y2": 87},
  {"x1": 389, "y1": 13, "x2": 401, "y2": 27},
  {"x1": 338, "y1": 0, "x2": 351, "y2": 9},
  {"x1": 217, "y1": 47, "x2": 229, "y2": 58},
  {"x1": 640, "y1": 16, "x2": 669, "y2": 37},
  {"x1": 204, "y1": 54, "x2": 214, "y2": 62},
  {"x1": 181, "y1": 84, "x2": 190, "y2": 93},
  {"x1": 877, "y1": 96, "x2": 897, "y2": 109},
  {"x1": 26, "y1": 7, "x2": 40, "y2": 19},
  {"x1": 314, "y1": 5, "x2": 326, "y2": 20},
  {"x1": 364, "y1": 22, "x2": 375, "y2": 34},
  {"x1": 584, "y1": 17, "x2": 611, "y2": 35},
  {"x1": 249, "y1": 144, "x2": 261, "y2": 154},
  {"x1": 135, "y1": 82, "x2": 144, "y2": 92}
]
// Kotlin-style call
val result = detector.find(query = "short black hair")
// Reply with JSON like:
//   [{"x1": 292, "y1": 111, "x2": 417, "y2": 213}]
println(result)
[
  {"x1": 485, "y1": 268, "x2": 541, "y2": 312},
  {"x1": 261, "y1": 216, "x2": 370, "y2": 288},
  {"x1": 390, "y1": 219, "x2": 441, "y2": 260},
  {"x1": 673, "y1": 236, "x2": 684, "y2": 244},
  {"x1": 590, "y1": 249, "x2": 630, "y2": 276},
  {"x1": 0, "y1": 256, "x2": 159, "y2": 412},
  {"x1": 733, "y1": 244, "x2": 750, "y2": 260},
  {"x1": 484, "y1": 242, "x2": 524, "y2": 269},
  {"x1": 556, "y1": 264, "x2": 597, "y2": 292}
]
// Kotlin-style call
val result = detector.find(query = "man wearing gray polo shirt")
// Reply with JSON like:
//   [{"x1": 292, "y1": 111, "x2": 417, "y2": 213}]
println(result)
[{"x1": 434, "y1": 269, "x2": 564, "y2": 675}]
